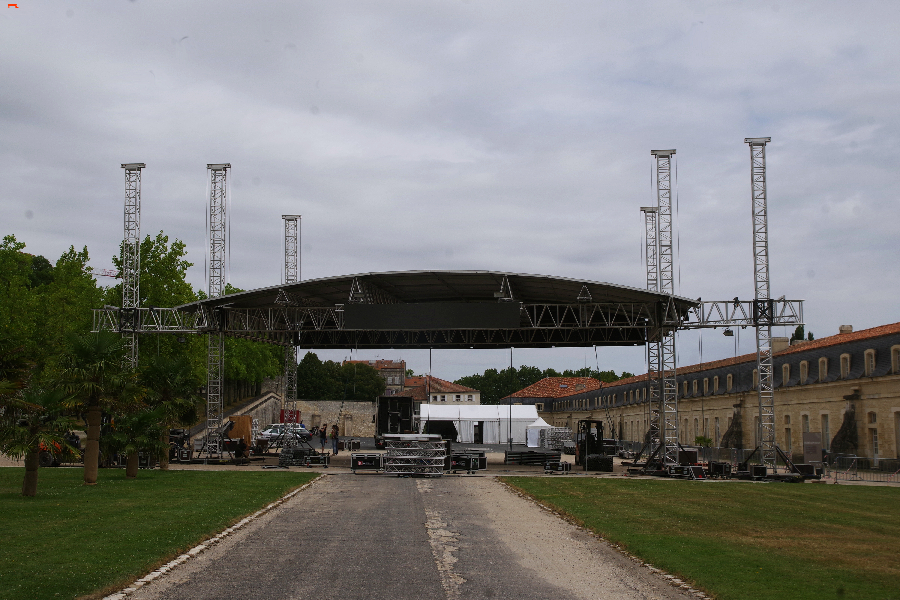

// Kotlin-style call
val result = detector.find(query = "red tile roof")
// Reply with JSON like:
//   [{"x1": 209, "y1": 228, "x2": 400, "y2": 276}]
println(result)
[
  {"x1": 504, "y1": 377, "x2": 602, "y2": 400},
  {"x1": 598, "y1": 321, "x2": 900, "y2": 389}
]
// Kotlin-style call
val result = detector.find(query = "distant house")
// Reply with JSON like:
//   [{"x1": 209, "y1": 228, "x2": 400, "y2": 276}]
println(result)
[{"x1": 405, "y1": 375, "x2": 481, "y2": 405}]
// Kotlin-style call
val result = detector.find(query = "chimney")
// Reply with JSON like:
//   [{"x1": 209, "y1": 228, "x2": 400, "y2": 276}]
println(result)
[
  {"x1": 771, "y1": 337, "x2": 790, "y2": 353},
  {"x1": 839, "y1": 325, "x2": 853, "y2": 335}
]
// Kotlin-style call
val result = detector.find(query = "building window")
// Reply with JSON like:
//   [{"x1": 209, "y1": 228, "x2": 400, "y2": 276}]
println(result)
[
  {"x1": 783, "y1": 364, "x2": 790, "y2": 386},
  {"x1": 683, "y1": 381, "x2": 688, "y2": 396},
  {"x1": 715, "y1": 417, "x2": 720, "y2": 445},
  {"x1": 432, "y1": 395, "x2": 438, "y2": 402},
  {"x1": 704, "y1": 417, "x2": 709, "y2": 437},
  {"x1": 693, "y1": 380, "x2": 699, "y2": 395},
  {"x1": 868, "y1": 411, "x2": 877, "y2": 425},
  {"x1": 821, "y1": 414, "x2": 830, "y2": 451},
  {"x1": 455, "y1": 394, "x2": 461, "y2": 401},
  {"x1": 802, "y1": 414, "x2": 810, "y2": 433},
  {"x1": 892, "y1": 346, "x2": 900, "y2": 374},
  {"x1": 840, "y1": 354, "x2": 850, "y2": 379},
  {"x1": 872, "y1": 429, "x2": 879, "y2": 458},
  {"x1": 800, "y1": 361, "x2": 808, "y2": 383},
  {"x1": 818, "y1": 357, "x2": 828, "y2": 382},
  {"x1": 785, "y1": 428, "x2": 792, "y2": 453},
  {"x1": 713, "y1": 376, "x2": 719, "y2": 393},
  {"x1": 535, "y1": 403, "x2": 544, "y2": 411},
  {"x1": 864, "y1": 349, "x2": 876, "y2": 377},
  {"x1": 703, "y1": 378, "x2": 709, "y2": 395},
  {"x1": 693, "y1": 418, "x2": 699, "y2": 439},
  {"x1": 727, "y1": 374, "x2": 733, "y2": 391},
  {"x1": 784, "y1": 414, "x2": 791, "y2": 425},
  {"x1": 467, "y1": 394, "x2": 473, "y2": 402},
  {"x1": 753, "y1": 369, "x2": 759, "y2": 389},
  {"x1": 440, "y1": 395, "x2": 446, "y2": 402}
]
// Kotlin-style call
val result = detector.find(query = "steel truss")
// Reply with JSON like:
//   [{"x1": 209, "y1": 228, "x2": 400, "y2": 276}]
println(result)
[
  {"x1": 281, "y1": 215, "x2": 301, "y2": 439},
  {"x1": 205, "y1": 164, "x2": 230, "y2": 458},
  {"x1": 685, "y1": 298, "x2": 802, "y2": 329},
  {"x1": 641, "y1": 206, "x2": 661, "y2": 456},
  {"x1": 651, "y1": 149, "x2": 679, "y2": 467},
  {"x1": 746, "y1": 137, "x2": 777, "y2": 470},
  {"x1": 121, "y1": 163, "x2": 145, "y2": 370}
]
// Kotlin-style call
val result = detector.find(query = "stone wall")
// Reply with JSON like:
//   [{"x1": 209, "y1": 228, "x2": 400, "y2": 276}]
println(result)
[{"x1": 294, "y1": 400, "x2": 376, "y2": 438}]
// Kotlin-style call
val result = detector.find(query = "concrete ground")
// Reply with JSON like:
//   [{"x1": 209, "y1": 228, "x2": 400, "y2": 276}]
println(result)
[{"x1": 125, "y1": 471, "x2": 699, "y2": 600}]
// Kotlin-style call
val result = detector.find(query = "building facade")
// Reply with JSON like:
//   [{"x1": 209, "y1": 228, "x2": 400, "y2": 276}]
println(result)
[{"x1": 535, "y1": 323, "x2": 900, "y2": 462}]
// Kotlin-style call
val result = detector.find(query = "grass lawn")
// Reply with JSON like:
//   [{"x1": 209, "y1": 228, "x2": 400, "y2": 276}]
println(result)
[
  {"x1": 0, "y1": 467, "x2": 318, "y2": 600},
  {"x1": 504, "y1": 477, "x2": 900, "y2": 600}
]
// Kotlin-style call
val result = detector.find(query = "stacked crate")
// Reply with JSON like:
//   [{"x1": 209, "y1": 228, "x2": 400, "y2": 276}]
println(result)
[
  {"x1": 383, "y1": 434, "x2": 446, "y2": 477},
  {"x1": 540, "y1": 427, "x2": 572, "y2": 450}
]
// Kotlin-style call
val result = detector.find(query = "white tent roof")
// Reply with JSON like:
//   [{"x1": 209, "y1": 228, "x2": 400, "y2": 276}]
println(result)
[
  {"x1": 526, "y1": 417, "x2": 552, "y2": 428},
  {"x1": 419, "y1": 404, "x2": 538, "y2": 421}
]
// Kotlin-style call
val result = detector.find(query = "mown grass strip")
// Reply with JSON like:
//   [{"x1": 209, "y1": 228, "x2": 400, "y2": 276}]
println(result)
[
  {"x1": 504, "y1": 477, "x2": 900, "y2": 600},
  {"x1": 0, "y1": 468, "x2": 318, "y2": 600}
]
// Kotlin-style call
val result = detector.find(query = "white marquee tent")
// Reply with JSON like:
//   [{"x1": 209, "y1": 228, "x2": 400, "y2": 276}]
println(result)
[
  {"x1": 418, "y1": 404, "x2": 539, "y2": 444},
  {"x1": 525, "y1": 417, "x2": 553, "y2": 447}
]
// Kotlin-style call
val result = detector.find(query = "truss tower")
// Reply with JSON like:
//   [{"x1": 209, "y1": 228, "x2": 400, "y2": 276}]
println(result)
[
  {"x1": 746, "y1": 138, "x2": 777, "y2": 469},
  {"x1": 205, "y1": 164, "x2": 230, "y2": 458},
  {"x1": 121, "y1": 163, "x2": 145, "y2": 370},
  {"x1": 640, "y1": 206, "x2": 661, "y2": 456},
  {"x1": 651, "y1": 149, "x2": 679, "y2": 467},
  {"x1": 281, "y1": 215, "x2": 301, "y2": 433}
]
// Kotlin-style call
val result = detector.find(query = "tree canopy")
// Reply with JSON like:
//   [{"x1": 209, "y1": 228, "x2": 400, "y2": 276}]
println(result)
[{"x1": 296, "y1": 352, "x2": 386, "y2": 401}]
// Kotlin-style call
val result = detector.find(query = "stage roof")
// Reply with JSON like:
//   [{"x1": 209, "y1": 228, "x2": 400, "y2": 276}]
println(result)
[{"x1": 174, "y1": 271, "x2": 697, "y2": 350}]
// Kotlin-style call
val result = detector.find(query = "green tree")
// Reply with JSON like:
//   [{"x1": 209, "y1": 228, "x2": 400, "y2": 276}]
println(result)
[
  {"x1": 59, "y1": 331, "x2": 133, "y2": 485},
  {"x1": 0, "y1": 386, "x2": 77, "y2": 496},
  {"x1": 338, "y1": 361, "x2": 386, "y2": 400},
  {"x1": 139, "y1": 354, "x2": 201, "y2": 470},
  {"x1": 106, "y1": 406, "x2": 168, "y2": 478},
  {"x1": 295, "y1": 352, "x2": 385, "y2": 400}
]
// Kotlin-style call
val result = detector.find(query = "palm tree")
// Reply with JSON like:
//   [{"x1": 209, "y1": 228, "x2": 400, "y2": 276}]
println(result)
[
  {"x1": 106, "y1": 406, "x2": 167, "y2": 478},
  {"x1": 59, "y1": 331, "x2": 131, "y2": 485},
  {"x1": 140, "y1": 354, "x2": 200, "y2": 470},
  {"x1": 0, "y1": 386, "x2": 78, "y2": 496}
]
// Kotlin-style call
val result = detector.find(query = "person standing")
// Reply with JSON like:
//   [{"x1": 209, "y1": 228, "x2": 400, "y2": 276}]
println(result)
[
  {"x1": 331, "y1": 424, "x2": 339, "y2": 455},
  {"x1": 319, "y1": 423, "x2": 328, "y2": 452}
]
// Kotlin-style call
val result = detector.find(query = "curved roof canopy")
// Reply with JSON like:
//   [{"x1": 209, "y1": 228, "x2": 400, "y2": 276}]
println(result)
[{"x1": 179, "y1": 270, "x2": 697, "y2": 350}]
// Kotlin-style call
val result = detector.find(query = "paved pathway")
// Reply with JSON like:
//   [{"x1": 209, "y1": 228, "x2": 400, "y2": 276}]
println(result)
[{"x1": 129, "y1": 474, "x2": 695, "y2": 600}]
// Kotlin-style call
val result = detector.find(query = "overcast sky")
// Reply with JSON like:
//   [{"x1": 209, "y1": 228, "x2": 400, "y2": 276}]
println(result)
[{"x1": 2, "y1": 1, "x2": 898, "y2": 381}]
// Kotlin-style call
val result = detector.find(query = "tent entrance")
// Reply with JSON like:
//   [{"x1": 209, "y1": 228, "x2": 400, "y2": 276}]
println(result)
[{"x1": 474, "y1": 421, "x2": 484, "y2": 444}]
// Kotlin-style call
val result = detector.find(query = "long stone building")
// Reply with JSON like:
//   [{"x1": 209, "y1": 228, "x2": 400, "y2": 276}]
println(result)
[{"x1": 531, "y1": 322, "x2": 900, "y2": 463}]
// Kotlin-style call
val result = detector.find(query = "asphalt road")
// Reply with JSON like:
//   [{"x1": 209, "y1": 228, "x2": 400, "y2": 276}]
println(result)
[{"x1": 128, "y1": 474, "x2": 696, "y2": 600}]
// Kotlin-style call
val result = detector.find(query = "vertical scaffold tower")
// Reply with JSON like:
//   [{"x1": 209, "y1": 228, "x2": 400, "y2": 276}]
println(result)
[
  {"x1": 206, "y1": 163, "x2": 230, "y2": 457},
  {"x1": 121, "y1": 163, "x2": 145, "y2": 371},
  {"x1": 640, "y1": 206, "x2": 661, "y2": 456},
  {"x1": 281, "y1": 215, "x2": 301, "y2": 432},
  {"x1": 745, "y1": 137, "x2": 777, "y2": 469},
  {"x1": 651, "y1": 149, "x2": 679, "y2": 467}
]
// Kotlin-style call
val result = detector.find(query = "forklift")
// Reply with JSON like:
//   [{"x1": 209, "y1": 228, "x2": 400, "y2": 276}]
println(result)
[{"x1": 573, "y1": 419, "x2": 617, "y2": 471}]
